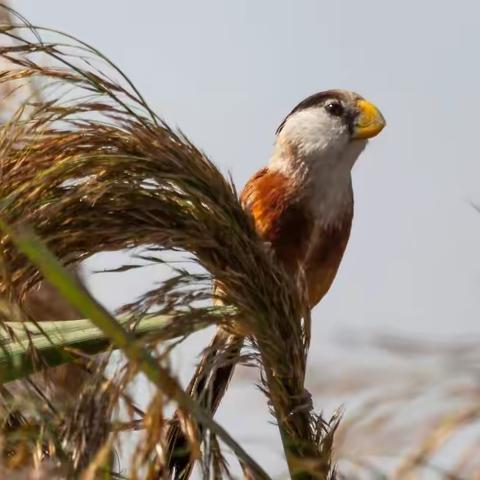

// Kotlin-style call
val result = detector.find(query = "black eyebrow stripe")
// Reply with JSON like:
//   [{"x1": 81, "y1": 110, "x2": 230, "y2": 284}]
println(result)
[{"x1": 275, "y1": 90, "x2": 345, "y2": 135}]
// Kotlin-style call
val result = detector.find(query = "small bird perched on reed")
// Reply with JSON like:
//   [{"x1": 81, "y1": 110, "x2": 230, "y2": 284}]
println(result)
[{"x1": 165, "y1": 89, "x2": 386, "y2": 478}]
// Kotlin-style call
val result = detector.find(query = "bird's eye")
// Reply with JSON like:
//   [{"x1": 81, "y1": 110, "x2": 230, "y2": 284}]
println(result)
[{"x1": 325, "y1": 101, "x2": 344, "y2": 117}]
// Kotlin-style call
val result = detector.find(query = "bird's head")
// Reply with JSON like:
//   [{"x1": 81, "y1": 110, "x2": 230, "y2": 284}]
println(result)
[{"x1": 271, "y1": 89, "x2": 385, "y2": 175}]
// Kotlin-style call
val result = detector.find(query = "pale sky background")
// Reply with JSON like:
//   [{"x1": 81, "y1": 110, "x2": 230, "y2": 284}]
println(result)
[{"x1": 13, "y1": 1, "x2": 480, "y2": 476}]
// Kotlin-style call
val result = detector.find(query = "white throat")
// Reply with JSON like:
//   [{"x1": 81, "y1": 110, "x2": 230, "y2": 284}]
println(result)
[{"x1": 269, "y1": 138, "x2": 367, "y2": 228}]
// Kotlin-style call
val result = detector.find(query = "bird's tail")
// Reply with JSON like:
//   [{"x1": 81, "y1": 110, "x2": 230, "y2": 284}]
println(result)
[{"x1": 164, "y1": 328, "x2": 243, "y2": 479}]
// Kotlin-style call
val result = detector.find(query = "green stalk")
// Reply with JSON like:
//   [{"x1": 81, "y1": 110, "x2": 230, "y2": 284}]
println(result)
[{"x1": 0, "y1": 315, "x2": 182, "y2": 383}]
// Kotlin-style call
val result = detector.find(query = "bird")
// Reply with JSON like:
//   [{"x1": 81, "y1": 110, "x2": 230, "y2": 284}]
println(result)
[{"x1": 164, "y1": 89, "x2": 386, "y2": 479}]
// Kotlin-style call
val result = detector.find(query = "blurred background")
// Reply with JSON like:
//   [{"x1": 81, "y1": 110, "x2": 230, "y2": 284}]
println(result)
[{"x1": 12, "y1": 1, "x2": 480, "y2": 477}]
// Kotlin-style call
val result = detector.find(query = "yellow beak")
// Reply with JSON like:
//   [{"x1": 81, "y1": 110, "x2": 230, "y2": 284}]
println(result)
[{"x1": 352, "y1": 99, "x2": 386, "y2": 140}]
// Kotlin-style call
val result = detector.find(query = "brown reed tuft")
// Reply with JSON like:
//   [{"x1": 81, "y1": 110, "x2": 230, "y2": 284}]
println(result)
[{"x1": 0, "y1": 4, "x2": 334, "y2": 478}]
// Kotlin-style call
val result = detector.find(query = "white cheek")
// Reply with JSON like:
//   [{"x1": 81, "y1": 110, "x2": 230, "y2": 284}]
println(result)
[{"x1": 279, "y1": 108, "x2": 349, "y2": 157}]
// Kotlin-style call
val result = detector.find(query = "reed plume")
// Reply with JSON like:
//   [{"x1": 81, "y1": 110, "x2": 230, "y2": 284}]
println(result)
[{"x1": 0, "y1": 5, "x2": 336, "y2": 478}]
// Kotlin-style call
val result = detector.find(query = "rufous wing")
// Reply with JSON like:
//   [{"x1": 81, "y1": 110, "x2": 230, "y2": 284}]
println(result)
[{"x1": 240, "y1": 167, "x2": 352, "y2": 307}]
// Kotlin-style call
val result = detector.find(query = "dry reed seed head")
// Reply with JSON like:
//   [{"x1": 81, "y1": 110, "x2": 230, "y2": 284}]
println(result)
[{"x1": 0, "y1": 6, "x2": 334, "y2": 479}]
